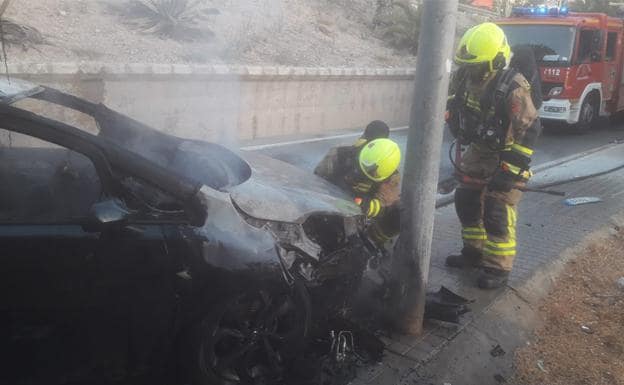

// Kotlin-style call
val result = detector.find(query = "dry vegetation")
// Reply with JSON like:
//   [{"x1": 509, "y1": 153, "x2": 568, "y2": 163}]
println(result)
[
  {"x1": 0, "y1": 0, "x2": 487, "y2": 66},
  {"x1": 511, "y1": 231, "x2": 624, "y2": 385}
]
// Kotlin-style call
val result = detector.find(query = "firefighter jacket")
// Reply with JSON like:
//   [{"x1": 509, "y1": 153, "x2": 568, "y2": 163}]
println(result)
[
  {"x1": 447, "y1": 68, "x2": 539, "y2": 181},
  {"x1": 314, "y1": 145, "x2": 400, "y2": 219}
]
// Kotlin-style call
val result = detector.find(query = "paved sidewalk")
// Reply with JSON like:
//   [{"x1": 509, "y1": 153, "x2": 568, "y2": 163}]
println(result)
[{"x1": 353, "y1": 146, "x2": 624, "y2": 385}]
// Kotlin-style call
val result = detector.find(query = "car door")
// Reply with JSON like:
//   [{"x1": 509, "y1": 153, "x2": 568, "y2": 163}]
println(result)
[
  {"x1": 87, "y1": 181, "x2": 189, "y2": 384},
  {"x1": 0, "y1": 128, "x2": 107, "y2": 384},
  {"x1": 0, "y1": 125, "x2": 192, "y2": 384}
]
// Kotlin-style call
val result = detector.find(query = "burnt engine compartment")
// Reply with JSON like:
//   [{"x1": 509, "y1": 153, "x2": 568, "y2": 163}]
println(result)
[
  {"x1": 302, "y1": 215, "x2": 347, "y2": 254},
  {"x1": 266, "y1": 213, "x2": 369, "y2": 308},
  {"x1": 266, "y1": 215, "x2": 380, "y2": 385}
]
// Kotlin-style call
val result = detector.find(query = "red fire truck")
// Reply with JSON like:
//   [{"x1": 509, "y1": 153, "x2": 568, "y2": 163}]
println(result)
[{"x1": 497, "y1": 6, "x2": 624, "y2": 132}]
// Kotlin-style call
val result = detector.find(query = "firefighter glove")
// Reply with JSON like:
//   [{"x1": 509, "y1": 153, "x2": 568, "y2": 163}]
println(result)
[
  {"x1": 356, "y1": 197, "x2": 383, "y2": 218},
  {"x1": 488, "y1": 169, "x2": 516, "y2": 192},
  {"x1": 499, "y1": 146, "x2": 533, "y2": 182},
  {"x1": 501, "y1": 146, "x2": 531, "y2": 170}
]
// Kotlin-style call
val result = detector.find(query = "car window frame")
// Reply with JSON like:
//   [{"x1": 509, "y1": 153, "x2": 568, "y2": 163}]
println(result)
[
  {"x1": 0, "y1": 104, "x2": 116, "y2": 224},
  {"x1": 0, "y1": 102, "x2": 200, "y2": 226}
]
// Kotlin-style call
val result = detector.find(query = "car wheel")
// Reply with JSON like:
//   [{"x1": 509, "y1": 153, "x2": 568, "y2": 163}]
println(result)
[
  {"x1": 574, "y1": 96, "x2": 598, "y2": 134},
  {"x1": 189, "y1": 283, "x2": 311, "y2": 385}
]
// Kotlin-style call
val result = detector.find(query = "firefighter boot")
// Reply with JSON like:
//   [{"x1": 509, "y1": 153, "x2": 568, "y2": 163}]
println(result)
[
  {"x1": 445, "y1": 246, "x2": 482, "y2": 269},
  {"x1": 477, "y1": 267, "x2": 509, "y2": 289}
]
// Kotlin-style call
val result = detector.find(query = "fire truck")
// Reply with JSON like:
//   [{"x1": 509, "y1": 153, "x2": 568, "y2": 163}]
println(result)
[{"x1": 497, "y1": 6, "x2": 624, "y2": 132}]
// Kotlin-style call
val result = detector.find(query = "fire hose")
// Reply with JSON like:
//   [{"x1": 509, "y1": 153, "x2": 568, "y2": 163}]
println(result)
[
  {"x1": 457, "y1": 173, "x2": 566, "y2": 196},
  {"x1": 449, "y1": 140, "x2": 566, "y2": 197}
]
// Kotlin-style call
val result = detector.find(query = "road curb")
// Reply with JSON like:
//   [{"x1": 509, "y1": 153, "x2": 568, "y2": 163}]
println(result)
[{"x1": 412, "y1": 211, "x2": 624, "y2": 384}]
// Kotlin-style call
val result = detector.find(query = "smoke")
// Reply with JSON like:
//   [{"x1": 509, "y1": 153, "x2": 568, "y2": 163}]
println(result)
[
  {"x1": 97, "y1": 0, "x2": 290, "y2": 149},
  {"x1": 2, "y1": 0, "x2": 411, "y2": 153}
]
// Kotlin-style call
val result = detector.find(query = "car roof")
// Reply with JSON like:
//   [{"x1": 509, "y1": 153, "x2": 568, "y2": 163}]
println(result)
[{"x1": 0, "y1": 77, "x2": 45, "y2": 104}]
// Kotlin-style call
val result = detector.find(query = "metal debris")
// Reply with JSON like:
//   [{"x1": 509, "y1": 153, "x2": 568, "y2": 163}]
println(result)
[
  {"x1": 289, "y1": 319, "x2": 385, "y2": 385},
  {"x1": 319, "y1": 330, "x2": 359, "y2": 385}
]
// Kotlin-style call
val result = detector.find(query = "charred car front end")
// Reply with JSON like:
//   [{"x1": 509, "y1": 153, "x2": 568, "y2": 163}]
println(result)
[{"x1": 0, "y1": 79, "x2": 373, "y2": 385}]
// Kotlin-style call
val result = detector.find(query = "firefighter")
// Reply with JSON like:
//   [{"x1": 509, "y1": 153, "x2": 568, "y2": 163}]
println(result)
[
  {"x1": 354, "y1": 120, "x2": 391, "y2": 147},
  {"x1": 314, "y1": 126, "x2": 401, "y2": 248},
  {"x1": 313, "y1": 120, "x2": 391, "y2": 188},
  {"x1": 445, "y1": 23, "x2": 539, "y2": 289}
]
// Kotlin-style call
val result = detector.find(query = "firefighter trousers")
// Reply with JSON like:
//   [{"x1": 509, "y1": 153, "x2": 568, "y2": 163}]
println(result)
[{"x1": 454, "y1": 145, "x2": 523, "y2": 271}]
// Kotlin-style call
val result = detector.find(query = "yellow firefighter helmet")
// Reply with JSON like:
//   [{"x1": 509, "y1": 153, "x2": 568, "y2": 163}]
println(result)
[
  {"x1": 455, "y1": 22, "x2": 511, "y2": 72},
  {"x1": 358, "y1": 138, "x2": 401, "y2": 182}
]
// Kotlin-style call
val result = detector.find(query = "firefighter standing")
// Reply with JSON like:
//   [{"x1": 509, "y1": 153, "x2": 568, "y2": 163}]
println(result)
[
  {"x1": 445, "y1": 23, "x2": 539, "y2": 289},
  {"x1": 314, "y1": 121, "x2": 401, "y2": 248}
]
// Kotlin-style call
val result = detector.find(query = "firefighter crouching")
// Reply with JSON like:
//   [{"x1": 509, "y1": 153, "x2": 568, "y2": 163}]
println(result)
[
  {"x1": 446, "y1": 23, "x2": 540, "y2": 289},
  {"x1": 314, "y1": 121, "x2": 401, "y2": 249}
]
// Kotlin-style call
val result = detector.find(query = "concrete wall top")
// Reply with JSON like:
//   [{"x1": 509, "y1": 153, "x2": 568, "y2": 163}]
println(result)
[{"x1": 7, "y1": 62, "x2": 417, "y2": 81}]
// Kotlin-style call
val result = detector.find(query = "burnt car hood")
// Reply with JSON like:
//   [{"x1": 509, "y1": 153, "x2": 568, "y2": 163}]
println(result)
[
  {"x1": 94, "y1": 112, "x2": 361, "y2": 224},
  {"x1": 230, "y1": 151, "x2": 361, "y2": 223}
]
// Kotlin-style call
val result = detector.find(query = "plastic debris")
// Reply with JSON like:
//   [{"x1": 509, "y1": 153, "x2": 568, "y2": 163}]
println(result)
[
  {"x1": 425, "y1": 286, "x2": 473, "y2": 323},
  {"x1": 581, "y1": 325, "x2": 594, "y2": 334},
  {"x1": 564, "y1": 197, "x2": 602, "y2": 206},
  {"x1": 537, "y1": 360, "x2": 547, "y2": 373}
]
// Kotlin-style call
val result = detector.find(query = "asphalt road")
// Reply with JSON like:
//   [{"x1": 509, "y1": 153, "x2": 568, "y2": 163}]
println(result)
[{"x1": 250, "y1": 124, "x2": 624, "y2": 182}]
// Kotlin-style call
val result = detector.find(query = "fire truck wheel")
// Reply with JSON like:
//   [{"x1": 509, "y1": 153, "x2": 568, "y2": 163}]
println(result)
[{"x1": 574, "y1": 95, "x2": 598, "y2": 134}]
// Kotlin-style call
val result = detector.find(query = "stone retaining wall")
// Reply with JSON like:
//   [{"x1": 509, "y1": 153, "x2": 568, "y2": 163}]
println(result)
[{"x1": 8, "y1": 62, "x2": 417, "y2": 143}]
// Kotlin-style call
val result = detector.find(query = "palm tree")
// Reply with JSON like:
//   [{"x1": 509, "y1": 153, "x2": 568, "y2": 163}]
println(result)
[{"x1": 130, "y1": 0, "x2": 219, "y2": 41}]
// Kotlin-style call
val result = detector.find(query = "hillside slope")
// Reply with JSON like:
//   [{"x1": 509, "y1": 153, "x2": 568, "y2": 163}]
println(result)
[{"x1": 3, "y1": 0, "x2": 486, "y2": 67}]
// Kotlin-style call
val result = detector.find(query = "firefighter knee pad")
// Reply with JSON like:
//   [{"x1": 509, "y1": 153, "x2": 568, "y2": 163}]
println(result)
[
  {"x1": 455, "y1": 187, "x2": 482, "y2": 226},
  {"x1": 483, "y1": 197, "x2": 509, "y2": 237}
]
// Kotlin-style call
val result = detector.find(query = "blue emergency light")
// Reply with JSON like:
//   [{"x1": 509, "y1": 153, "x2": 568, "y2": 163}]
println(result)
[{"x1": 511, "y1": 5, "x2": 569, "y2": 17}]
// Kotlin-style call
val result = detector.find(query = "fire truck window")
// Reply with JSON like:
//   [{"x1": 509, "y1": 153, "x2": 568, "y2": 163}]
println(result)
[
  {"x1": 577, "y1": 30, "x2": 594, "y2": 63},
  {"x1": 606, "y1": 32, "x2": 617, "y2": 62},
  {"x1": 500, "y1": 25, "x2": 575, "y2": 64}
]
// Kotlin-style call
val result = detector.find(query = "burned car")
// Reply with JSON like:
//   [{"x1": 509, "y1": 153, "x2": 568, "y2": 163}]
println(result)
[{"x1": 0, "y1": 79, "x2": 374, "y2": 385}]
